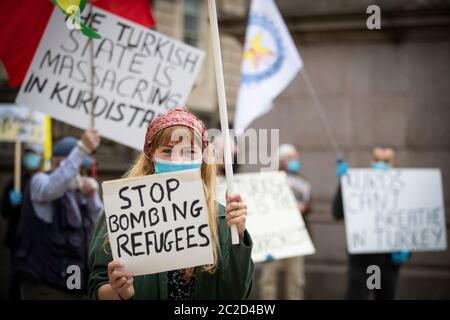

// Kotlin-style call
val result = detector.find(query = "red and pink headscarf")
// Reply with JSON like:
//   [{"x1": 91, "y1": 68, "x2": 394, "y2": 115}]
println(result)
[{"x1": 143, "y1": 108, "x2": 208, "y2": 159}]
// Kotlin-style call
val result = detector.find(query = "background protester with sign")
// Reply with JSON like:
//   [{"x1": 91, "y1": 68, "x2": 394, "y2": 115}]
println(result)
[
  {"x1": 1, "y1": 142, "x2": 43, "y2": 300},
  {"x1": 259, "y1": 144, "x2": 313, "y2": 300},
  {"x1": 332, "y1": 147, "x2": 409, "y2": 300},
  {"x1": 15, "y1": 129, "x2": 102, "y2": 300},
  {"x1": 88, "y1": 108, "x2": 254, "y2": 300}
]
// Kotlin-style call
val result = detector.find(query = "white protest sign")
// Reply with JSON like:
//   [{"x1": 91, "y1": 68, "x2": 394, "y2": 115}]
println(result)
[
  {"x1": 216, "y1": 171, "x2": 315, "y2": 263},
  {"x1": 0, "y1": 104, "x2": 46, "y2": 144},
  {"x1": 341, "y1": 169, "x2": 447, "y2": 254},
  {"x1": 16, "y1": 6, "x2": 205, "y2": 150},
  {"x1": 102, "y1": 169, "x2": 214, "y2": 276}
]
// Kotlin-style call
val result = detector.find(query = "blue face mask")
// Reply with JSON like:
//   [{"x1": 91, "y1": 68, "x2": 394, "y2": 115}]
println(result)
[
  {"x1": 154, "y1": 158, "x2": 201, "y2": 174},
  {"x1": 287, "y1": 159, "x2": 301, "y2": 173},
  {"x1": 23, "y1": 153, "x2": 41, "y2": 170},
  {"x1": 372, "y1": 161, "x2": 391, "y2": 170}
]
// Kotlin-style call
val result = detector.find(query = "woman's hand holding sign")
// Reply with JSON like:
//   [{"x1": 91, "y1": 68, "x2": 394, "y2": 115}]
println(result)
[
  {"x1": 225, "y1": 192, "x2": 247, "y2": 238},
  {"x1": 108, "y1": 261, "x2": 134, "y2": 300}
]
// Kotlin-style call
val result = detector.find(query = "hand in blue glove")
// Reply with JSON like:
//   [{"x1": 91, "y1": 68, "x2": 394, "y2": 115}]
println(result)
[
  {"x1": 265, "y1": 254, "x2": 275, "y2": 263},
  {"x1": 391, "y1": 250, "x2": 410, "y2": 265},
  {"x1": 9, "y1": 190, "x2": 22, "y2": 207},
  {"x1": 336, "y1": 156, "x2": 349, "y2": 178}
]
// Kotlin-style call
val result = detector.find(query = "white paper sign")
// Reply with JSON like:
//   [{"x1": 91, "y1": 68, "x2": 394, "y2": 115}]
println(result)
[
  {"x1": 16, "y1": 6, "x2": 205, "y2": 150},
  {"x1": 341, "y1": 169, "x2": 447, "y2": 254},
  {"x1": 216, "y1": 171, "x2": 315, "y2": 263},
  {"x1": 102, "y1": 169, "x2": 214, "y2": 276},
  {"x1": 0, "y1": 104, "x2": 46, "y2": 144}
]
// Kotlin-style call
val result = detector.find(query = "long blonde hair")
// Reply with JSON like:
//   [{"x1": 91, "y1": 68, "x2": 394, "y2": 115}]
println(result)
[{"x1": 104, "y1": 126, "x2": 219, "y2": 282}]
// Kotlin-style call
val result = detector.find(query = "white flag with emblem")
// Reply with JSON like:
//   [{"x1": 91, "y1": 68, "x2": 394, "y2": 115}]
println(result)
[{"x1": 234, "y1": 0, "x2": 303, "y2": 133}]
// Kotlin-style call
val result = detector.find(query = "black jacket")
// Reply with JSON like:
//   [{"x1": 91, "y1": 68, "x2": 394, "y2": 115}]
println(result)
[
  {"x1": 332, "y1": 184, "x2": 344, "y2": 220},
  {"x1": 1, "y1": 174, "x2": 31, "y2": 248}
]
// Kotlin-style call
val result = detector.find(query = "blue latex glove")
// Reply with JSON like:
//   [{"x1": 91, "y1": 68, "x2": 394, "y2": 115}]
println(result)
[
  {"x1": 9, "y1": 190, "x2": 22, "y2": 207},
  {"x1": 265, "y1": 254, "x2": 275, "y2": 262},
  {"x1": 336, "y1": 156, "x2": 349, "y2": 177},
  {"x1": 391, "y1": 250, "x2": 410, "y2": 265}
]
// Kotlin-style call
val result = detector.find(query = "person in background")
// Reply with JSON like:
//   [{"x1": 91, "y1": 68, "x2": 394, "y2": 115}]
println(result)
[
  {"x1": 15, "y1": 129, "x2": 102, "y2": 300},
  {"x1": 259, "y1": 144, "x2": 313, "y2": 300},
  {"x1": 1, "y1": 142, "x2": 43, "y2": 300},
  {"x1": 332, "y1": 147, "x2": 410, "y2": 300}
]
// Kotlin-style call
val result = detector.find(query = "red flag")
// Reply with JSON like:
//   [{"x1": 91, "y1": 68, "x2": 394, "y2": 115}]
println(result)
[
  {"x1": 0, "y1": 0, "x2": 156, "y2": 88},
  {"x1": 95, "y1": 0, "x2": 156, "y2": 28}
]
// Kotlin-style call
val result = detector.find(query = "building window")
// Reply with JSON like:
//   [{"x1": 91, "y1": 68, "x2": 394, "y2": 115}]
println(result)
[{"x1": 183, "y1": 0, "x2": 201, "y2": 46}]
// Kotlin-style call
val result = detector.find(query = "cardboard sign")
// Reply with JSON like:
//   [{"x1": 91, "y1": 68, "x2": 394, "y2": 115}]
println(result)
[
  {"x1": 16, "y1": 6, "x2": 205, "y2": 150},
  {"x1": 0, "y1": 104, "x2": 46, "y2": 144},
  {"x1": 216, "y1": 171, "x2": 315, "y2": 263},
  {"x1": 341, "y1": 169, "x2": 447, "y2": 254},
  {"x1": 102, "y1": 169, "x2": 214, "y2": 275}
]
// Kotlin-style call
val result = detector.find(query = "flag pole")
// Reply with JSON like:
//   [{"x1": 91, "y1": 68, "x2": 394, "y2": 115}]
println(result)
[
  {"x1": 14, "y1": 140, "x2": 22, "y2": 192},
  {"x1": 43, "y1": 115, "x2": 52, "y2": 171},
  {"x1": 300, "y1": 68, "x2": 343, "y2": 158},
  {"x1": 89, "y1": 2, "x2": 96, "y2": 129},
  {"x1": 88, "y1": 2, "x2": 98, "y2": 179},
  {"x1": 207, "y1": 0, "x2": 240, "y2": 245}
]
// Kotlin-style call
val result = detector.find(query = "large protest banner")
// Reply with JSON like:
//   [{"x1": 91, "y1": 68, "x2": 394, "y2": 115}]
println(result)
[
  {"x1": 16, "y1": 6, "x2": 205, "y2": 150},
  {"x1": 102, "y1": 169, "x2": 213, "y2": 275},
  {"x1": 216, "y1": 171, "x2": 315, "y2": 263},
  {"x1": 341, "y1": 169, "x2": 447, "y2": 254},
  {"x1": 0, "y1": 104, "x2": 46, "y2": 144}
]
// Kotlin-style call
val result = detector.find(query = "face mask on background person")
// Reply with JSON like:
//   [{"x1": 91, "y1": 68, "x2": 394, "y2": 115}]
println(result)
[
  {"x1": 23, "y1": 153, "x2": 42, "y2": 171},
  {"x1": 154, "y1": 158, "x2": 202, "y2": 174},
  {"x1": 287, "y1": 159, "x2": 301, "y2": 173},
  {"x1": 372, "y1": 161, "x2": 391, "y2": 170}
]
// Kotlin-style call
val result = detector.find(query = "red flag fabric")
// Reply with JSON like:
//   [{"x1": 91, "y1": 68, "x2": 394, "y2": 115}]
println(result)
[{"x1": 0, "y1": 0, "x2": 156, "y2": 88}]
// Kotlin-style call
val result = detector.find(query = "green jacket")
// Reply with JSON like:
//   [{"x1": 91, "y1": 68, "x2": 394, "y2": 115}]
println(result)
[{"x1": 88, "y1": 203, "x2": 254, "y2": 300}]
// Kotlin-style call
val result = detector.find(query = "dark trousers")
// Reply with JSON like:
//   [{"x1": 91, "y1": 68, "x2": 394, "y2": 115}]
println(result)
[
  {"x1": 346, "y1": 253, "x2": 400, "y2": 300},
  {"x1": 21, "y1": 278, "x2": 87, "y2": 300},
  {"x1": 8, "y1": 248, "x2": 21, "y2": 300}
]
